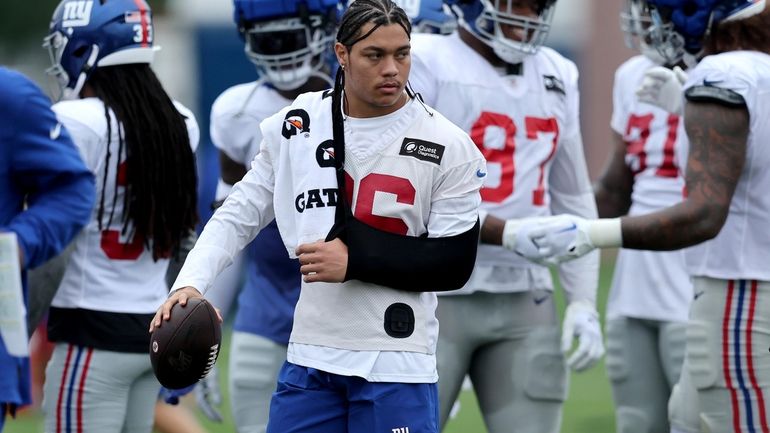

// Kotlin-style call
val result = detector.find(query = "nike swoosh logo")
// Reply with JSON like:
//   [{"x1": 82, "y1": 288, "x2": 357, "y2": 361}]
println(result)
[
  {"x1": 694, "y1": 290, "x2": 705, "y2": 300},
  {"x1": 533, "y1": 296, "x2": 550, "y2": 305},
  {"x1": 703, "y1": 79, "x2": 723, "y2": 87},
  {"x1": 476, "y1": 169, "x2": 487, "y2": 178},
  {"x1": 556, "y1": 223, "x2": 577, "y2": 233},
  {"x1": 50, "y1": 123, "x2": 62, "y2": 140}
]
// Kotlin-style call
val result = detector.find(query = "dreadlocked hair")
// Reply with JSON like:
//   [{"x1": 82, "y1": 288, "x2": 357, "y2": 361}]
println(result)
[
  {"x1": 704, "y1": 6, "x2": 770, "y2": 55},
  {"x1": 88, "y1": 64, "x2": 198, "y2": 261}
]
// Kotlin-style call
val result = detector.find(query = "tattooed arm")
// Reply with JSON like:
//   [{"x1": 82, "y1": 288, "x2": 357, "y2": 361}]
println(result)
[
  {"x1": 621, "y1": 100, "x2": 749, "y2": 250},
  {"x1": 594, "y1": 131, "x2": 634, "y2": 218}
]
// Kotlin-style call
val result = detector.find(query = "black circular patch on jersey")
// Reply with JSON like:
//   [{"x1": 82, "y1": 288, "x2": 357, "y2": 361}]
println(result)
[{"x1": 384, "y1": 303, "x2": 414, "y2": 338}]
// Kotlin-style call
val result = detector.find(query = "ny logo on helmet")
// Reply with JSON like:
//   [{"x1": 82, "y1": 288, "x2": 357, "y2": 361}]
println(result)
[{"x1": 62, "y1": 0, "x2": 93, "y2": 27}]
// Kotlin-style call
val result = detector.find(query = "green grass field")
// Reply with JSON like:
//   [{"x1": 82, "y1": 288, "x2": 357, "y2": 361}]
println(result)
[{"x1": 5, "y1": 253, "x2": 618, "y2": 433}]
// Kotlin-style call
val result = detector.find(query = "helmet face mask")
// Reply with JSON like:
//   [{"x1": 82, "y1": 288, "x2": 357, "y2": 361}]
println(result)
[
  {"x1": 242, "y1": 15, "x2": 333, "y2": 90},
  {"x1": 43, "y1": 31, "x2": 74, "y2": 99},
  {"x1": 42, "y1": 0, "x2": 156, "y2": 101},
  {"x1": 233, "y1": 0, "x2": 340, "y2": 90},
  {"x1": 646, "y1": 6, "x2": 687, "y2": 65},
  {"x1": 620, "y1": 0, "x2": 652, "y2": 49},
  {"x1": 448, "y1": 0, "x2": 556, "y2": 64},
  {"x1": 621, "y1": 0, "x2": 680, "y2": 65}
]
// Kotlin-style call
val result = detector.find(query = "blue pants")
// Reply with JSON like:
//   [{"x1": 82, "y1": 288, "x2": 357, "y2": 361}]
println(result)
[{"x1": 267, "y1": 362, "x2": 438, "y2": 433}]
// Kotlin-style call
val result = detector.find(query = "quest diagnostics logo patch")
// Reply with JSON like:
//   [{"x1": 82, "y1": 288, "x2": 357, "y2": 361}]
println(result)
[{"x1": 399, "y1": 138, "x2": 445, "y2": 165}]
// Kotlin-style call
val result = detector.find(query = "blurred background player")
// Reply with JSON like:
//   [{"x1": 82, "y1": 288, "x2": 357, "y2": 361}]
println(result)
[
  {"x1": 0, "y1": 67, "x2": 95, "y2": 432},
  {"x1": 38, "y1": 0, "x2": 200, "y2": 432},
  {"x1": 511, "y1": 1, "x2": 770, "y2": 432},
  {"x1": 195, "y1": 0, "x2": 341, "y2": 431},
  {"x1": 409, "y1": 1, "x2": 603, "y2": 432},
  {"x1": 593, "y1": 1, "x2": 692, "y2": 432},
  {"x1": 393, "y1": 0, "x2": 458, "y2": 33}
]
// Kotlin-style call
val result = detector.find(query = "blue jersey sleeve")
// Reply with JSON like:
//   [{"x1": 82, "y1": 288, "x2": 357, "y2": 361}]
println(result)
[{"x1": 0, "y1": 68, "x2": 96, "y2": 269}]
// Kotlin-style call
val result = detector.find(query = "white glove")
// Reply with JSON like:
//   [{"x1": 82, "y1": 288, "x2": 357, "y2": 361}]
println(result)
[
  {"x1": 561, "y1": 300, "x2": 605, "y2": 372},
  {"x1": 635, "y1": 65, "x2": 688, "y2": 114},
  {"x1": 195, "y1": 365, "x2": 223, "y2": 422},
  {"x1": 510, "y1": 215, "x2": 622, "y2": 266},
  {"x1": 502, "y1": 216, "x2": 568, "y2": 263},
  {"x1": 533, "y1": 215, "x2": 596, "y2": 265}
]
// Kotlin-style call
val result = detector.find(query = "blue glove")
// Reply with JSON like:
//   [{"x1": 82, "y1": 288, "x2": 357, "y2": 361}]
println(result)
[{"x1": 159, "y1": 384, "x2": 196, "y2": 405}]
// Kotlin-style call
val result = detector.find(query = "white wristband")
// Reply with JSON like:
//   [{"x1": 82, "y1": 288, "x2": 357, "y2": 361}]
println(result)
[{"x1": 587, "y1": 218, "x2": 622, "y2": 248}]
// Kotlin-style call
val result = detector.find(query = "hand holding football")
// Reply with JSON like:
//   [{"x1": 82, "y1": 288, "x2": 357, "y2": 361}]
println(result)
[{"x1": 149, "y1": 297, "x2": 221, "y2": 389}]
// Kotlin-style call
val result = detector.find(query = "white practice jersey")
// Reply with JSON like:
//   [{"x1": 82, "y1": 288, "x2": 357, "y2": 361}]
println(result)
[
  {"x1": 50, "y1": 98, "x2": 199, "y2": 314},
  {"x1": 174, "y1": 91, "x2": 485, "y2": 381},
  {"x1": 606, "y1": 55, "x2": 692, "y2": 322},
  {"x1": 211, "y1": 81, "x2": 292, "y2": 165},
  {"x1": 683, "y1": 51, "x2": 770, "y2": 282},
  {"x1": 410, "y1": 33, "x2": 598, "y2": 301}
]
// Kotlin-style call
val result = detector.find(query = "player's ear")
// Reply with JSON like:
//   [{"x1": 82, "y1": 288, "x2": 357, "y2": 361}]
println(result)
[{"x1": 334, "y1": 42, "x2": 348, "y2": 69}]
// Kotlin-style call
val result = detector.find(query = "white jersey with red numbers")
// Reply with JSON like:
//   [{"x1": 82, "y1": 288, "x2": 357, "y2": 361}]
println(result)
[
  {"x1": 606, "y1": 55, "x2": 692, "y2": 322},
  {"x1": 174, "y1": 91, "x2": 485, "y2": 382},
  {"x1": 683, "y1": 51, "x2": 770, "y2": 282},
  {"x1": 49, "y1": 98, "x2": 199, "y2": 314},
  {"x1": 410, "y1": 32, "x2": 598, "y2": 300},
  {"x1": 211, "y1": 81, "x2": 292, "y2": 164}
]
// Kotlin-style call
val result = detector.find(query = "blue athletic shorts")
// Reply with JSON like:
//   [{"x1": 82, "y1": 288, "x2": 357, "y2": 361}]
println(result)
[{"x1": 266, "y1": 361, "x2": 438, "y2": 433}]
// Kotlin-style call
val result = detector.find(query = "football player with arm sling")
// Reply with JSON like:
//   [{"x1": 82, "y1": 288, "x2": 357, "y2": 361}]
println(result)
[{"x1": 154, "y1": 1, "x2": 485, "y2": 432}]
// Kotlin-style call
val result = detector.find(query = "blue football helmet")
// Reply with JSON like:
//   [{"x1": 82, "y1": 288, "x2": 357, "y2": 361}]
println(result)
[
  {"x1": 646, "y1": 0, "x2": 766, "y2": 59},
  {"x1": 445, "y1": 0, "x2": 557, "y2": 64},
  {"x1": 393, "y1": 0, "x2": 457, "y2": 34},
  {"x1": 233, "y1": 0, "x2": 341, "y2": 90},
  {"x1": 43, "y1": 0, "x2": 157, "y2": 101}
]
